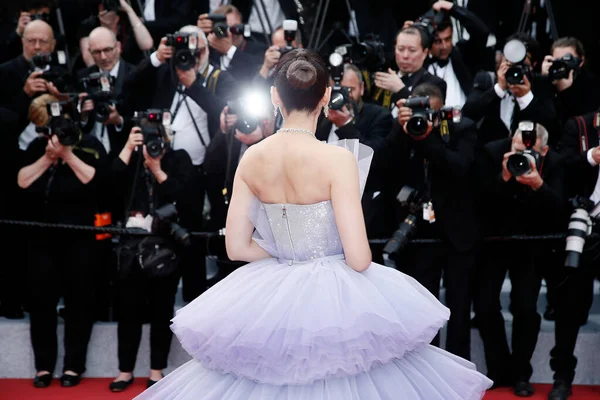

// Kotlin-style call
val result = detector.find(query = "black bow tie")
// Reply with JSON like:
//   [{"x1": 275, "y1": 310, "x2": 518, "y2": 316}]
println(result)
[{"x1": 432, "y1": 57, "x2": 450, "y2": 68}]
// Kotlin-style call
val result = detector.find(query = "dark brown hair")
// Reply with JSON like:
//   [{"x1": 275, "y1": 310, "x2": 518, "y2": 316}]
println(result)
[{"x1": 273, "y1": 48, "x2": 328, "y2": 113}]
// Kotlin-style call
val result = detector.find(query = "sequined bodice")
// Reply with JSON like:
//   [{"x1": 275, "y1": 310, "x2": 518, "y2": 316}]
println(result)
[{"x1": 253, "y1": 200, "x2": 343, "y2": 262}]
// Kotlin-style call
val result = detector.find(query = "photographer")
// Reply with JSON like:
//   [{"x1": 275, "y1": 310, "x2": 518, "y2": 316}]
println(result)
[
  {"x1": 463, "y1": 33, "x2": 559, "y2": 147},
  {"x1": 108, "y1": 122, "x2": 195, "y2": 392},
  {"x1": 540, "y1": 37, "x2": 600, "y2": 124},
  {"x1": 547, "y1": 110, "x2": 600, "y2": 399},
  {"x1": 315, "y1": 62, "x2": 393, "y2": 241},
  {"x1": 474, "y1": 122, "x2": 566, "y2": 396},
  {"x1": 381, "y1": 82, "x2": 478, "y2": 360},
  {"x1": 197, "y1": 5, "x2": 267, "y2": 82},
  {"x1": 372, "y1": 25, "x2": 446, "y2": 116},
  {"x1": 256, "y1": 24, "x2": 302, "y2": 81},
  {"x1": 123, "y1": 25, "x2": 236, "y2": 301},
  {"x1": 76, "y1": 26, "x2": 135, "y2": 156},
  {"x1": 418, "y1": 1, "x2": 491, "y2": 108},
  {"x1": 77, "y1": 0, "x2": 153, "y2": 67},
  {"x1": 18, "y1": 93, "x2": 108, "y2": 388}
]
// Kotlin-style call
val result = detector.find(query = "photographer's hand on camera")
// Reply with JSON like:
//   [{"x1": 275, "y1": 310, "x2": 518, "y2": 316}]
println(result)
[
  {"x1": 156, "y1": 37, "x2": 174, "y2": 64},
  {"x1": 143, "y1": 146, "x2": 167, "y2": 183},
  {"x1": 432, "y1": 0, "x2": 455, "y2": 12},
  {"x1": 16, "y1": 12, "x2": 32, "y2": 37},
  {"x1": 541, "y1": 55, "x2": 554, "y2": 76},
  {"x1": 508, "y1": 73, "x2": 531, "y2": 98},
  {"x1": 99, "y1": 8, "x2": 119, "y2": 32},
  {"x1": 590, "y1": 146, "x2": 600, "y2": 165},
  {"x1": 24, "y1": 70, "x2": 48, "y2": 97},
  {"x1": 397, "y1": 98, "x2": 433, "y2": 140},
  {"x1": 208, "y1": 31, "x2": 233, "y2": 55},
  {"x1": 328, "y1": 105, "x2": 353, "y2": 128},
  {"x1": 260, "y1": 46, "x2": 281, "y2": 78},
  {"x1": 219, "y1": 106, "x2": 238, "y2": 132},
  {"x1": 496, "y1": 59, "x2": 510, "y2": 91},
  {"x1": 176, "y1": 67, "x2": 197, "y2": 89},
  {"x1": 515, "y1": 159, "x2": 544, "y2": 190},
  {"x1": 197, "y1": 13, "x2": 213, "y2": 35},
  {"x1": 501, "y1": 151, "x2": 515, "y2": 182},
  {"x1": 104, "y1": 105, "x2": 123, "y2": 126},
  {"x1": 374, "y1": 68, "x2": 405, "y2": 93}
]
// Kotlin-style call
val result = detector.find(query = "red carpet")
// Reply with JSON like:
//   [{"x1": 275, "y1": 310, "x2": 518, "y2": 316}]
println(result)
[{"x1": 1, "y1": 379, "x2": 600, "y2": 399}]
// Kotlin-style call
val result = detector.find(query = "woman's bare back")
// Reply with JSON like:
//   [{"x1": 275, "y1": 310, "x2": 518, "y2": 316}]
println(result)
[{"x1": 238, "y1": 133, "x2": 348, "y2": 205}]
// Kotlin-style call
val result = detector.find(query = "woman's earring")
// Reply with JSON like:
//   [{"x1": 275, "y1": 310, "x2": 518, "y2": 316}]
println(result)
[
  {"x1": 274, "y1": 107, "x2": 278, "y2": 118},
  {"x1": 323, "y1": 105, "x2": 329, "y2": 118}
]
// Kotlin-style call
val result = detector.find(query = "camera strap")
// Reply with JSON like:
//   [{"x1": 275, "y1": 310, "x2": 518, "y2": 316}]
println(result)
[
  {"x1": 171, "y1": 89, "x2": 208, "y2": 148},
  {"x1": 575, "y1": 115, "x2": 589, "y2": 154},
  {"x1": 144, "y1": 168, "x2": 156, "y2": 215}
]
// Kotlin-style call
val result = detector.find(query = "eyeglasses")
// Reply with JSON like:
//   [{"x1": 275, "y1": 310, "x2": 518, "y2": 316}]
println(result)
[
  {"x1": 23, "y1": 38, "x2": 51, "y2": 46},
  {"x1": 90, "y1": 46, "x2": 116, "y2": 56}
]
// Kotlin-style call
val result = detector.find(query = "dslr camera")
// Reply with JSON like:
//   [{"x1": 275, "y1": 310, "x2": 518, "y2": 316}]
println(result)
[
  {"x1": 152, "y1": 203, "x2": 191, "y2": 247},
  {"x1": 506, "y1": 121, "x2": 541, "y2": 177},
  {"x1": 165, "y1": 32, "x2": 200, "y2": 70},
  {"x1": 207, "y1": 13, "x2": 228, "y2": 38},
  {"x1": 327, "y1": 52, "x2": 350, "y2": 111},
  {"x1": 80, "y1": 71, "x2": 116, "y2": 123},
  {"x1": 30, "y1": 51, "x2": 69, "y2": 85},
  {"x1": 102, "y1": 0, "x2": 121, "y2": 12},
  {"x1": 335, "y1": 35, "x2": 387, "y2": 73},
  {"x1": 30, "y1": 12, "x2": 51, "y2": 23},
  {"x1": 549, "y1": 53, "x2": 581, "y2": 81},
  {"x1": 564, "y1": 196, "x2": 600, "y2": 268},
  {"x1": 404, "y1": 96, "x2": 462, "y2": 138},
  {"x1": 413, "y1": 9, "x2": 449, "y2": 48},
  {"x1": 132, "y1": 109, "x2": 172, "y2": 158},
  {"x1": 279, "y1": 19, "x2": 298, "y2": 55},
  {"x1": 503, "y1": 39, "x2": 531, "y2": 85},
  {"x1": 383, "y1": 186, "x2": 424, "y2": 255},
  {"x1": 226, "y1": 91, "x2": 270, "y2": 134},
  {"x1": 36, "y1": 97, "x2": 81, "y2": 146}
]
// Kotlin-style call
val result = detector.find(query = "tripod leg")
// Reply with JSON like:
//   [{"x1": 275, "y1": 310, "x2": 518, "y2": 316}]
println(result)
[
  {"x1": 309, "y1": 0, "x2": 326, "y2": 49},
  {"x1": 313, "y1": 0, "x2": 332, "y2": 51}
]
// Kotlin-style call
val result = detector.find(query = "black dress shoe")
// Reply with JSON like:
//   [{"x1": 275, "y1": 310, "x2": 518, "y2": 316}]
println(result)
[
  {"x1": 514, "y1": 381, "x2": 534, "y2": 397},
  {"x1": 60, "y1": 373, "x2": 81, "y2": 387},
  {"x1": 548, "y1": 380, "x2": 572, "y2": 400},
  {"x1": 33, "y1": 373, "x2": 52, "y2": 388},
  {"x1": 109, "y1": 377, "x2": 134, "y2": 392},
  {"x1": 147, "y1": 378, "x2": 159, "y2": 388}
]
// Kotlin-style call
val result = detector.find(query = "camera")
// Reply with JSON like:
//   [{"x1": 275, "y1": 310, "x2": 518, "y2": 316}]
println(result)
[
  {"x1": 132, "y1": 109, "x2": 172, "y2": 158},
  {"x1": 36, "y1": 98, "x2": 81, "y2": 146},
  {"x1": 279, "y1": 19, "x2": 298, "y2": 55},
  {"x1": 207, "y1": 13, "x2": 228, "y2": 38},
  {"x1": 226, "y1": 91, "x2": 270, "y2": 134},
  {"x1": 30, "y1": 13, "x2": 50, "y2": 23},
  {"x1": 327, "y1": 52, "x2": 350, "y2": 111},
  {"x1": 152, "y1": 203, "x2": 191, "y2": 247},
  {"x1": 404, "y1": 96, "x2": 461, "y2": 138},
  {"x1": 564, "y1": 196, "x2": 597, "y2": 268},
  {"x1": 503, "y1": 39, "x2": 531, "y2": 85},
  {"x1": 413, "y1": 9, "x2": 449, "y2": 48},
  {"x1": 506, "y1": 121, "x2": 541, "y2": 177},
  {"x1": 80, "y1": 71, "x2": 116, "y2": 123},
  {"x1": 165, "y1": 32, "x2": 200, "y2": 71},
  {"x1": 30, "y1": 51, "x2": 69, "y2": 85},
  {"x1": 549, "y1": 53, "x2": 581, "y2": 81},
  {"x1": 229, "y1": 23, "x2": 250, "y2": 37},
  {"x1": 102, "y1": 0, "x2": 121, "y2": 12},
  {"x1": 383, "y1": 186, "x2": 423, "y2": 255}
]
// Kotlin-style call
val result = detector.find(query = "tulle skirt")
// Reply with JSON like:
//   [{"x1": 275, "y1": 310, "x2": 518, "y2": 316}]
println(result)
[{"x1": 134, "y1": 254, "x2": 492, "y2": 399}]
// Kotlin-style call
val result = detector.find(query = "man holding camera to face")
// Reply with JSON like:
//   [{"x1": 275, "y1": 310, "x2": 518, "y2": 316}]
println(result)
[
  {"x1": 474, "y1": 121, "x2": 566, "y2": 396},
  {"x1": 124, "y1": 25, "x2": 236, "y2": 301},
  {"x1": 380, "y1": 82, "x2": 479, "y2": 361}
]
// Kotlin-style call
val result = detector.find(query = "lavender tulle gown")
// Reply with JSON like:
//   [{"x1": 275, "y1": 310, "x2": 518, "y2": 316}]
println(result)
[{"x1": 134, "y1": 140, "x2": 493, "y2": 400}]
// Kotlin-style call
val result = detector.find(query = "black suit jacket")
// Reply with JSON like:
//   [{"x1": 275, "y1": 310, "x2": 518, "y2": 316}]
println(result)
[
  {"x1": 557, "y1": 112, "x2": 600, "y2": 200},
  {"x1": 476, "y1": 138, "x2": 567, "y2": 235},
  {"x1": 390, "y1": 68, "x2": 447, "y2": 107},
  {"x1": 381, "y1": 117, "x2": 480, "y2": 251},
  {"x1": 0, "y1": 55, "x2": 36, "y2": 138},
  {"x1": 75, "y1": 59, "x2": 136, "y2": 155},
  {"x1": 209, "y1": 40, "x2": 267, "y2": 83},
  {"x1": 123, "y1": 58, "x2": 238, "y2": 144},
  {"x1": 462, "y1": 71, "x2": 560, "y2": 146}
]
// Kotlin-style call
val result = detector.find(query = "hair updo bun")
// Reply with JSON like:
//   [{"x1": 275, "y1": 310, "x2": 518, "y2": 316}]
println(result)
[
  {"x1": 286, "y1": 59, "x2": 317, "y2": 90},
  {"x1": 273, "y1": 49, "x2": 328, "y2": 113}
]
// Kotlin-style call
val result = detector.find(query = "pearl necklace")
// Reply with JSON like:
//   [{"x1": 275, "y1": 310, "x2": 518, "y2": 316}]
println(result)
[{"x1": 277, "y1": 128, "x2": 315, "y2": 137}]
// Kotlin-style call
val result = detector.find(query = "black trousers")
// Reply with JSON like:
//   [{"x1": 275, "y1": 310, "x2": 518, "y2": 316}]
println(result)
[
  {"x1": 474, "y1": 242, "x2": 544, "y2": 382},
  {"x1": 392, "y1": 240, "x2": 476, "y2": 360},
  {"x1": 27, "y1": 234, "x2": 100, "y2": 375},
  {"x1": 116, "y1": 269, "x2": 180, "y2": 372},
  {"x1": 550, "y1": 250, "x2": 599, "y2": 384}
]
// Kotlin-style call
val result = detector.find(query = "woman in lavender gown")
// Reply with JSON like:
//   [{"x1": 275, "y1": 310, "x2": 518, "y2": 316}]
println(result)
[{"x1": 134, "y1": 48, "x2": 493, "y2": 400}]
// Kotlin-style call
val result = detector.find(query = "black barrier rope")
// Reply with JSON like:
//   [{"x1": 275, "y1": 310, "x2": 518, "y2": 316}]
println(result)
[{"x1": 0, "y1": 219, "x2": 597, "y2": 244}]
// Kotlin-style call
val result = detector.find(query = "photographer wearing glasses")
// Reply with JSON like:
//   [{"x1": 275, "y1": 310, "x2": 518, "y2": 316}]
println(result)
[{"x1": 474, "y1": 121, "x2": 566, "y2": 396}]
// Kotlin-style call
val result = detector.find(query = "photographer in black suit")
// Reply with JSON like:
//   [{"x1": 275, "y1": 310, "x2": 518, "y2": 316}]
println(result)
[
  {"x1": 474, "y1": 122, "x2": 566, "y2": 396},
  {"x1": 548, "y1": 110, "x2": 600, "y2": 400},
  {"x1": 124, "y1": 25, "x2": 237, "y2": 301},
  {"x1": 382, "y1": 82, "x2": 478, "y2": 360}
]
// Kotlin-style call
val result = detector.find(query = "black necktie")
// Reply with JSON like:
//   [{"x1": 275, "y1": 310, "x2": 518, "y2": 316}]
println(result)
[{"x1": 434, "y1": 58, "x2": 450, "y2": 68}]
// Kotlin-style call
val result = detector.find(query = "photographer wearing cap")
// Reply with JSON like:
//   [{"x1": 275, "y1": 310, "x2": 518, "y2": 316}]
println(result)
[
  {"x1": 17, "y1": 93, "x2": 108, "y2": 388},
  {"x1": 474, "y1": 121, "x2": 566, "y2": 396},
  {"x1": 124, "y1": 25, "x2": 237, "y2": 301},
  {"x1": 380, "y1": 82, "x2": 478, "y2": 360},
  {"x1": 540, "y1": 37, "x2": 600, "y2": 124},
  {"x1": 108, "y1": 117, "x2": 196, "y2": 392}
]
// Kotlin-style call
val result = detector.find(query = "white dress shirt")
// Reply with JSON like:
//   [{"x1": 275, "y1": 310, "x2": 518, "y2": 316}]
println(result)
[
  {"x1": 494, "y1": 83, "x2": 534, "y2": 134},
  {"x1": 90, "y1": 61, "x2": 122, "y2": 154},
  {"x1": 587, "y1": 150, "x2": 600, "y2": 203},
  {"x1": 427, "y1": 61, "x2": 466, "y2": 108},
  {"x1": 248, "y1": 0, "x2": 285, "y2": 34},
  {"x1": 220, "y1": 45, "x2": 238, "y2": 71},
  {"x1": 143, "y1": 0, "x2": 156, "y2": 22},
  {"x1": 327, "y1": 124, "x2": 339, "y2": 143}
]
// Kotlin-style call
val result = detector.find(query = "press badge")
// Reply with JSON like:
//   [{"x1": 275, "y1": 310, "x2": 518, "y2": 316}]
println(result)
[{"x1": 423, "y1": 202, "x2": 436, "y2": 223}]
